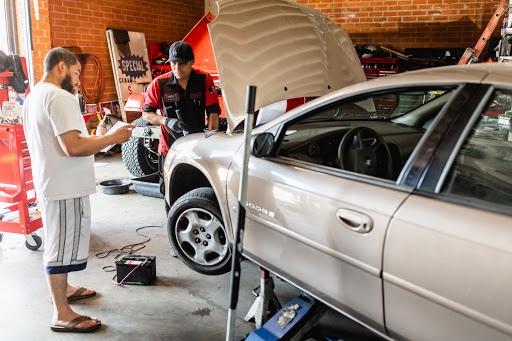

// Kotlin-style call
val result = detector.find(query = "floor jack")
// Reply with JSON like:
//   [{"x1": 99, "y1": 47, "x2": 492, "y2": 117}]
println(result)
[
  {"x1": 240, "y1": 292, "x2": 327, "y2": 341},
  {"x1": 240, "y1": 269, "x2": 330, "y2": 341}
]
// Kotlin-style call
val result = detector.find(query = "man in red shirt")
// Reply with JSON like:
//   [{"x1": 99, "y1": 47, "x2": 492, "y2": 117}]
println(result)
[{"x1": 142, "y1": 41, "x2": 220, "y2": 216}]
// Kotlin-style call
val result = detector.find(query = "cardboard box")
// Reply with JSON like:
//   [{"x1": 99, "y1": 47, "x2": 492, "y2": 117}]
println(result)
[
  {"x1": 7, "y1": 86, "x2": 25, "y2": 104},
  {"x1": 498, "y1": 112, "x2": 512, "y2": 127},
  {"x1": 85, "y1": 103, "x2": 97, "y2": 113},
  {"x1": 1, "y1": 101, "x2": 23, "y2": 125}
]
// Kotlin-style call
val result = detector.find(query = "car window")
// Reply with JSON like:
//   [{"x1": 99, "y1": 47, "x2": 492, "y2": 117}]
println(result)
[
  {"x1": 279, "y1": 88, "x2": 454, "y2": 181},
  {"x1": 441, "y1": 88, "x2": 512, "y2": 212},
  {"x1": 301, "y1": 90, "x2": 448, "y2": 122}
]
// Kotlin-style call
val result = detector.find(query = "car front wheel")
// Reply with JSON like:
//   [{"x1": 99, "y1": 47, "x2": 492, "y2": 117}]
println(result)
[{"x1": 167, "y1": 187, "x2": 232, "y2": 275}]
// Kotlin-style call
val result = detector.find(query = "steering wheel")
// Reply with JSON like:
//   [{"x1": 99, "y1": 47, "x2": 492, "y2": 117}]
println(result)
[{"x1": 337, "y1": 127, "x2": 393, "y2": 179}]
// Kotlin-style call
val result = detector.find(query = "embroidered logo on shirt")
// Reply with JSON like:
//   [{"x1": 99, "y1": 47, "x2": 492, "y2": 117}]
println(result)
[
  {"x1": 164, "y1": 93, "x2": 179, "y2": 102},
  {"x1": 190, "y1": 92, "x2": 202, "y2": 99}
]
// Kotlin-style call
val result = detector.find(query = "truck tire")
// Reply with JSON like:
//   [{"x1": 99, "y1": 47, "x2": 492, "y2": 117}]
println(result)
[
  {"x1": 168, "y1": 187, "x2": 232, "y2": 275},
  {"x1": 121, "y1": 120, "x2": 159, "y2": 177}
]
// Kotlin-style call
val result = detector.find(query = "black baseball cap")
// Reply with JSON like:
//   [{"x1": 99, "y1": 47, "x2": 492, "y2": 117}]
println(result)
[{"x1": 167, "y1": 41, "x2": 194, "y2": 64}]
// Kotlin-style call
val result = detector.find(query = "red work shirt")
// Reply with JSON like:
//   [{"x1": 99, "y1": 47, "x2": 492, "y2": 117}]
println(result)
[{"x1": 142, "y1": 69, "x2": 220, "y2": 155}]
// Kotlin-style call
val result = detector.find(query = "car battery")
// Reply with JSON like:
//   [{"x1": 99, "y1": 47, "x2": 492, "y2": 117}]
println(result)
[{"x1": 115, "y1": 255, "x2": 156, "y2": 285}]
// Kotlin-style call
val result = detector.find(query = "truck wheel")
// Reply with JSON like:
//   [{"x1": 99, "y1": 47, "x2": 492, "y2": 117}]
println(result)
[
  {"x1": 168, "y1": 187, "x2": 232, "y2": 275},
  {"x1": 121, "y1": 120, "x2": 159, "y2": 177}
]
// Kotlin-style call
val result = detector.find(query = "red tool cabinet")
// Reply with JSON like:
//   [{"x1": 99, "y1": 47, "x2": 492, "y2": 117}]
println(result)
[
  {"x1": 0, "y1": 124, "x2": 42, "y2": 250},
  {"x1": 360, "y1": 58, "x2": 399, "y2": 80}
]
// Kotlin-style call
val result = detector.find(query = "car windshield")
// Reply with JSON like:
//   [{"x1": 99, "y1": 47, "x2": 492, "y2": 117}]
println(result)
[{"x1": 302, "y1": 90, "x2": 450, "y2": 123}]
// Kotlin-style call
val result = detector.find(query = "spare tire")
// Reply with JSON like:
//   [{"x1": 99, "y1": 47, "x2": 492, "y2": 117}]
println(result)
[{"x1": 121, "y1": 119, "x2": 159, "y2": 177}]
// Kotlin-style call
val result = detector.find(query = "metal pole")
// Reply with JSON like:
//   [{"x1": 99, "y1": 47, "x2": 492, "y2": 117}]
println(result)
[
  {"x1": 226, "y1": 85, "x2": 257, "y2": 341},
  {"x1": 23, "y1": 0, "x2": 35, "y2": 86},
  {"x1": 5, "y1": 0, "x2": 19, "y2": 54}
]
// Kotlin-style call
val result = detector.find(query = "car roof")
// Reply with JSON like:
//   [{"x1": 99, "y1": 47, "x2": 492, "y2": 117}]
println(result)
[
  {"x1": 314, "y1": 63, "x2": 512, "y2": 104},
  {"x1": 252, "y1": 63, "x2": 512, "y2": 132},
  {"x1": 359, "y1": 63, "x2": 512, "y2": 88}
]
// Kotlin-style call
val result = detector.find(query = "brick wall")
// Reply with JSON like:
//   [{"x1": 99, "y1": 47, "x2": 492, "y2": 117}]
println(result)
[
  {"x1": 28, "y1": 0, "x2": 501, "y2": 110},
  {"x1": 296, "y1": 0, "x2": 499, "y2": 50},
  {"x1": 30, "y1": 0, "x2": 52, "y2": 81},
  {"x1": 31, "y1": 0, "x2": 204, "y2": 109},
  {"x1": 14, "y1": 0, "x2": 26, "y2": 56}
]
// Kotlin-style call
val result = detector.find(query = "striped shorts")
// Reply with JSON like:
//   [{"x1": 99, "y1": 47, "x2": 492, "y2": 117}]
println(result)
[{"x1": 39, "y1": 196, "x2": 91, "y2": 275}]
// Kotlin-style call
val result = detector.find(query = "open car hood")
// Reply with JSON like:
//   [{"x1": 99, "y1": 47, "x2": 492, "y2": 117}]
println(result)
[{"x1": 208, "y1": 0, "x2": 366, "y2": 131}]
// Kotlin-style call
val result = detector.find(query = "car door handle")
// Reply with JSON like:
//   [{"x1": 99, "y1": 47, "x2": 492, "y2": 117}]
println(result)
[{"x1": 336, "y1": 209, "x2": 373, "y2": 233}]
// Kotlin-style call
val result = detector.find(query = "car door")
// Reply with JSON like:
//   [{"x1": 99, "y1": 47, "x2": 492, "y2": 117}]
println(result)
[
  {"x1": 384, "y1": 85, "x2": 512, "y2": 340},
  {"x1": 226, "y1": 84, "x2": 463, "y2": 335}
]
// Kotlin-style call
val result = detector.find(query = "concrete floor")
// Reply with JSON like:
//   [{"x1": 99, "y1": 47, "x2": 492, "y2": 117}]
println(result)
[{"x1": 0, "y1": 152, "x2": 384, "y2": 341}]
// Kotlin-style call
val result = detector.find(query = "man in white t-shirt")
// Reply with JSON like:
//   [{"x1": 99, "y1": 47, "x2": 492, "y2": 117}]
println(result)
[{"x1": 22, "y1": 47, "x2": 132, "y2": 333}]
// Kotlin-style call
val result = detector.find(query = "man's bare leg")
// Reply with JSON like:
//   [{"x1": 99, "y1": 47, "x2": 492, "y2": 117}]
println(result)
[{"x1": 46, "y1": 273, "x2": 99, "y2": 329}]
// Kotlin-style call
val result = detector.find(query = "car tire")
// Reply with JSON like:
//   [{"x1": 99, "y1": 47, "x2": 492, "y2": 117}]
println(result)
[
  {"x1": 121, "y1": 120, "x2": 159, "y2": 177},
  {"x1": 167, "y1": 187, "x2": 232, "y2": 275}
]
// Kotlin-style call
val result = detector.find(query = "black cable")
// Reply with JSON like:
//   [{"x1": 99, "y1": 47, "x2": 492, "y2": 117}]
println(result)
[{"x1": 95, "y1": 225, "x2": 161, "y2": 272}]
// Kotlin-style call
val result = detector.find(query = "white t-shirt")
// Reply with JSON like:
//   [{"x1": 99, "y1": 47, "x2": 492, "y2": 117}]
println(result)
[{"x1": 22, "y1": 82, "x2": 96, "y2": 200}]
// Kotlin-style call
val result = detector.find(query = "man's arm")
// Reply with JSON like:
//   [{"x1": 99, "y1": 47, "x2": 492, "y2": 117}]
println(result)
[
  {"x1": 57, "y1": 125, "x2": 132, "y2": 157},
  {"x1": 142, "y1": 111, "x2": 167, "y2": 126},
  {"x1": 142, "y1": 78, "x2": 164, "y2": 126},
  {"x1": 203, "y1": 72, "x2": 221, "y2": 131},
  {"x1": 208, "y1": 113, "x2": 220, "y2": 131}
]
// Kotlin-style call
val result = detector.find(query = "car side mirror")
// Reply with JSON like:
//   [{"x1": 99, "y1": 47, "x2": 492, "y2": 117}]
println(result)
[{"x1": 252, "y1": 133, "x2": 275, "y2": 158}]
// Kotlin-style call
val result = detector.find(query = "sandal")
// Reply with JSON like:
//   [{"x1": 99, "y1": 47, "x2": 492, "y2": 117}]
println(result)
[
  {"x1": 67, "y1": 287, "x2": 96, "y2": 302},
  {"x1": 50, "y1": 315, "x2": 101, "y2": 333}
]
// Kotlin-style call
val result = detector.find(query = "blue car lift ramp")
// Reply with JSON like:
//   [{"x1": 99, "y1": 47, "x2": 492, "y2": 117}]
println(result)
[{"x1": 240, "y1": 293, "x2": 328, "y2": 341}]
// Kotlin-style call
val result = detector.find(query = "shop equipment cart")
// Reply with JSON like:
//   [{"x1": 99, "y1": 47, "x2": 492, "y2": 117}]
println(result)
[{"x1": 0, "y1": 124, "x2": 42, "y2": 250}]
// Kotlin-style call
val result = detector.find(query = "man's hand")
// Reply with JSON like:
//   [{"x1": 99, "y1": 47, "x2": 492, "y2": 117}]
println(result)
[
  {"x1": 166, "y1": 118, "x2": 190, "y2": 134},
  {"x1": 57, "y1": 125, "x2": 132, "y2": 157},
  {"x1": 110, "y1": 125, "x2": 133, "y2": 144}
]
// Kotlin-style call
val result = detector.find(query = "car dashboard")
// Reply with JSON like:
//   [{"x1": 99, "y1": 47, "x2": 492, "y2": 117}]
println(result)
[{"x1": 280, "y1": 120, "x2": 425, "y2": 181}]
